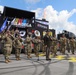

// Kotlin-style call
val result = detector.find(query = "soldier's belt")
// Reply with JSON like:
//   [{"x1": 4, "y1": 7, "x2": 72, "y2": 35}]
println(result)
[{"x1": 4, "y1": 44, "x2": 12, "y2": 47}]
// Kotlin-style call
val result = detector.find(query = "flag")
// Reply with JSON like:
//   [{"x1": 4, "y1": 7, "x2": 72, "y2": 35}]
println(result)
[
  {"x1": 0, "y1": 18, "x2": 8, "y2": 32},
  {"x1": 11, "y1": 18, "x2": 16, "y2": 25}
]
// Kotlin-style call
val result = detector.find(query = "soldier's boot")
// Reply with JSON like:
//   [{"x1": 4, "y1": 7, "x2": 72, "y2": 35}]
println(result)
[
  {"x1": 29, "y1": 56, "x2": 31, "y2": 58},
  {"x1": 5, "y1": 60, "x2": 9, "y2": 63},
  {"x1": 72, "y1": 53, "x2": 74, "y2": 54},
  {"x1": 27, "y1": 53, "x2": 32, "y2": 58},
  {"x1": 8, "y1": 59, "x2": 11, "y2": 62},
  {"x1": 18, "y1": 57, "x2": 21, "y2": 60},
  {"x1": 68, "y1": 50, "x2": 70, "y2": 53},
  {"x1": 16, "y1": 58, "x2": 19, "y2": 61},
  {"x1": 27, "y1": 55, "x2": 32, "y2": 59},
  {"x1": 27, "y1": 55, "x2": 30, "y2": 59},
  {"x1": 72, "y1": 50, "x2": 74, "y2": 54}
]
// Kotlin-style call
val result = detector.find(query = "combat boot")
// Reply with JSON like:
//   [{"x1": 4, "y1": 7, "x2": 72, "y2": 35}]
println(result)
[
  {"x1": 5, "y1": 60, "x2": 9, "y2": 63},
  {"x1": 8, "y1": 59, "x2": 11, "y2": 62},
  {"x1": 18, "y1": 57, "x2": 21, "y2": 60},
  {"x1": 29, "y1": 56, "x2": 32, "y2": 58},
  {"x1": 27, "y1": 53, "x2": 31, "y2": 58},
  {"x1": 16, "y1": 58, "x2": 19, "y2": 61},
  {"x1": 27, "y1": 56, "x2": 30, "y2": 59}
]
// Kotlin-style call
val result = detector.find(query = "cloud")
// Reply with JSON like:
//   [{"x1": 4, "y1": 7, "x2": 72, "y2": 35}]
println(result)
[
  {"x1": 24, "y1": 0, "x2": 40, "y2": 4},
  {"x1": 0, "y1": 5, "x2": 4, "y2": 14},
  {"x1": 33, "y1": 5, "x2": 76, "y2": 35},
  {"x1": 31, "y1": 8, "x2": 43, "y2": 19}
]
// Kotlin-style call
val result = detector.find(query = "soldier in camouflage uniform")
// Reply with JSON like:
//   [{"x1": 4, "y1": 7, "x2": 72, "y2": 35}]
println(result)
[
  {"x1": 33, "y1": 36, "x2": 41, "y2": 57},
  {"x1": 66, "y1": 39, "x2": 70, "y2": 53},
  {"x1": 51, "y1": 34, "x2": 57, "y2": 56},
  {"x1": 60, "y1": 34, "x2": 67, "y2": 54},
  {"x1": 26, "y1": 34, "x2": 32, "y2": 58},
  {"x1": 70, "y1": 37, "x2": 75, "y2": 54},
  {"x1": 10, "y1": 28, "x2": 15, "y2": 36},
  {"x1": 14, "y1": 35, "x2": 22, "y2": 60},
  {"x1": 2, "y1": 30, "x2": 13, "y2": 63}
]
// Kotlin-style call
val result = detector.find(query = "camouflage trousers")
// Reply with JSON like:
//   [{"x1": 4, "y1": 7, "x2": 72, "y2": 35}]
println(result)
[
  {"x1": 34, "y1": 44, "x2": 40, "y2": 57},
  {"x1": 60, "y1": 46, "x2": 66, "y2": 54},
  {"x1": 42, "y1": 45, "x2": 45, "y2": 53},
  {"x1": 27, "y1": 44, "x2": 32, "y2": 56},
  {"x1": 70, "y1": 46, "x2": 75, "y2": 54},
  {"x1": 52, "y1": 46, "x2": 57, "y2": 56},
  {"x1": 3, "y1": 46, "x2": 12, "y2": 60},
  {"x1": 15, "y1": 48, "x2": 21, "y2": 58}
]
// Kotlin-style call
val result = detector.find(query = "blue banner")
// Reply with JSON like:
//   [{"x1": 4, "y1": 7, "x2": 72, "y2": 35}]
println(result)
[{"x1": 0, "y1": 18, "x2": 8, "y2": 32}]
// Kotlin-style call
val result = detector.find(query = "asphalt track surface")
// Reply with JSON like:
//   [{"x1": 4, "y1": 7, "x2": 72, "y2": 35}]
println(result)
[{"x1": 0, "y1": 52, "x2": 76, "y2": 75}]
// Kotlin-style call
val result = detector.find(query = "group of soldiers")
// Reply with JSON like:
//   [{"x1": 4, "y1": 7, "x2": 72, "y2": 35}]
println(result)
[
  {"x1": 42, "y1": 31, "x2": 76, "y2": 60},
  {"x1": 0, "y1": 29, "x2": 23, "y2": 63},
  {"x1": 59, "y1": 34, "x2": 76, "y2": 55},
  {"x1": 0, "y1": 28, "x2": 42, "y2": 63},
  {"x1": 0, "y1": 29, "x2": 76, "y2": 63}
]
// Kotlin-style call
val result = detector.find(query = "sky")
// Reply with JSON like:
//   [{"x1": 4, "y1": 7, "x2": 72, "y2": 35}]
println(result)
[{"x1": 0, "y1": 0, "x2": 76, "y2": 34}]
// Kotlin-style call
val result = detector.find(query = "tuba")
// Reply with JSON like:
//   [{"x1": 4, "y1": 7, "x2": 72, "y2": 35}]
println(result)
[{"x1": 34, "y1": 30, "x2": 40, "y2": 37}]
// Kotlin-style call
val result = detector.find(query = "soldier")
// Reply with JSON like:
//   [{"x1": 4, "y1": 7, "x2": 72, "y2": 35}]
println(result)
[
  {"x1": 70, "y1": 37, "x2": 75, "y2": 54},
  {"x1": 26, "y1": 33, "x2": 32, "y2": 58},
  {"x1": 33, "y1": 36, "x2": 41, "y2": 57},
  {"x1": 2, "y1": 30, "x2": 13, "y2": 63},
  {"x1": 51, "y1": 34, "x2": 58, "y2": 56},
  {"x1": 66, "y1": 39, "x2": 70, "y2": 53},
  {"x1": 43, "y1": 31, "x2": 51, "y2": 60},
  {"x1": 60, "y1": 34, "x2": 67, "y2": 54},
  {"x1": 15, "y1": 28, "x2": 19, "y2": 37},
  {"x1": 14, "y1": 35, "x2": 22, "y2": 60},
  {"x1": 10, "y1": 28, "x2": 15, "y2": 36}
]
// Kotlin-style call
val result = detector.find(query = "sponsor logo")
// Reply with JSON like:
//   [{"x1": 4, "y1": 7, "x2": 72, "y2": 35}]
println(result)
[{"x1": 37, "y1": 24, "x2": 47, "y2": 29}]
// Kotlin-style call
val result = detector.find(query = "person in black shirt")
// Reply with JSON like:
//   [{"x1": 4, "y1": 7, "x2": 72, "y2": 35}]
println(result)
[{"x1": 43, "y1": 31, "x2": 51, "y2": 60}]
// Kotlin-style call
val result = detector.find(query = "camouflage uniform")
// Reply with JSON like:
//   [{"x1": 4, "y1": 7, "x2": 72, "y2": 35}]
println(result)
[
  {"x1": 70, "y1": 37, "x2": 75, "y2": 54},
  {"x1": 14, "y1": 36, "x2": 22, "y2": 60},
  {"x1": 24, "y1": 41, "x2": 28, "y2": 54},
  {"x1": 2, "y1": 31, "x2": 13, "y2": 63},
  {"x1": 10, "y1": 29, "x2": 15, "y2": 36},
  {"x1": 52, "y1": 37, "x2": 57, "y2": 56},
  {"x1": 26, "y1": 35, "x2": 32, "y2": 58},
  {"x1": 60, "y1": 36, "x2": 67, "y2": 54},
  {"x1": 66, "y1": 39, "x2": 70, "y2": 53},
  {"x1": 33, "y1": 37, "x2": 41, "y2": 57}
]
